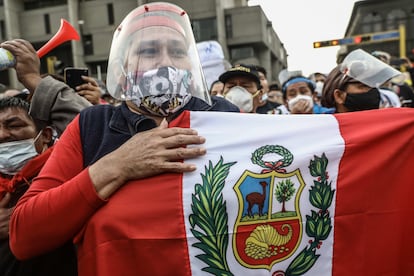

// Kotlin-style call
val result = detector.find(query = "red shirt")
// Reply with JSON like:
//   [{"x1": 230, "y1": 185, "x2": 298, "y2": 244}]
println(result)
[{"x1": 10, "y1": 116, "x2": 191, "y2": 275}]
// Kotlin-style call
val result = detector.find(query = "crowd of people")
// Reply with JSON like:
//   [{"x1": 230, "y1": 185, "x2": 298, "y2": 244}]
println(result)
[
  {"x1": 0, "y1": 1, "x2": 413, "y2": 275},
  {"x1": 207, "y1": 49, "x2": 414, "y2": 115}
]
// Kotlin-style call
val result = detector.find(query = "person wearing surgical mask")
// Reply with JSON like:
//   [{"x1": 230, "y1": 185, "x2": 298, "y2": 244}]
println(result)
[
  {"x1": 219, "y1": 64, "x2": 265, "y2": 113},
  {"x1": 321, "y1": 49, "x2": 402, "y2": 113},
  {"x1": 279, "y1": 76, "x2": 315, "y2": 114},
  {"x1": 0, "y1": 97, "x2": 79, "y2": 276},
  {"x1": 0, "y1": 34, "x2": 93, "y2": 275},
  {"x1": 9, "y1": 3, "x2": 237, "y2": 276}
]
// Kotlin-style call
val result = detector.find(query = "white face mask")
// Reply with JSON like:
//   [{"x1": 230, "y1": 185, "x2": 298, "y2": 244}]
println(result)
[
  {"x1": 288, "y1": 94, "x2": 314, "y2": 111},
  {"x1": 224, "y1": 86, "x2": 254, "y2": 113},
  {"x1": 125, "y1": 66, "x2": 193, "y2": 116},
  {"x1": 0, "y1": 131, "x2": 41, "y2": 176},
  {"x1": 315, "y1": 81, "x2": 324, "y2": 97}
]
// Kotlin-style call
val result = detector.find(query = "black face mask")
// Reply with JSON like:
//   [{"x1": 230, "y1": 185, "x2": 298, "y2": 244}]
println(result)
[{"x1": 343, "y1": 88, "x2": 380, "y2": 112}]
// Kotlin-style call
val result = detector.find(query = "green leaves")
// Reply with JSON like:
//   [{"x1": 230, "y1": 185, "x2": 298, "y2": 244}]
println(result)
[
  {"x1": 306, "y1": 211, "x2": 332, "y2": 240},
  {"x1": 285, "y1": 247, "x2": 320, "y2": 276},
  {"x1": 275, "y1": 178, "x2": 296, "y2": 203},
  {"x1": 189, "y1": 152, "x2": 335, "y2": 276},
  {"x1": 251, "y1": 145, "x2": 294, "y2": 169},
  {"x1": 309, "y1": 180, "x2": 335, "y2": 211},
  {"x1": 285, "y1": 153, "x2": 334, "y2": 276},
  {"x1": 189, "y1": 157, "x2": 236, "y2": 275},
  {"x1": 308, "y1": 153, "x2": 328, "y2": 180}
]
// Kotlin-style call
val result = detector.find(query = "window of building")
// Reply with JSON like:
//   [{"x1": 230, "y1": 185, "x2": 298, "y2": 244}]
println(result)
[
  {"x1": 225, "y1": 14, "x2": 232, "y2": 39},
  {"x1": 230, "y1": 46, "x2": 254, "y2": 60},
  {"x1": 88, "y1": 61, "x2": 108, "y2": 76},
  {"x1": 24, "y1": 0, "x2": 66, "y2": 10},
  {"x1": 44, "y1": 14, "x2": 51, "y2": 34},
  {"x1": 386, "y1": 9, "x2": 406, "y2": 30},
  {"x1": 82, "y1": 34, "x2": 93, "y2": 56},
  {"x1": 0, "y1": 20, "x2": 5, "y2": 41},
  {"x1": 192, "y1": 17, "x2": 217, "y2": 42},
  {"x1": 361, "y1": 12, "x2": 383, "y2": 33},
  {"x1": 107, "y1": 3, "x2": 114, "y2": 25}
]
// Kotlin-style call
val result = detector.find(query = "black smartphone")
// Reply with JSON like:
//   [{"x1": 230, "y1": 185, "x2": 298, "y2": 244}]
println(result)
[{"x1": 64, "y1": 67, "x2": 89, "y2": 89}]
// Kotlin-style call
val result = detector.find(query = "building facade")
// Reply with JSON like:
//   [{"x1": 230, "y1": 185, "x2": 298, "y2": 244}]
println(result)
[
  {"x1": 338, "y1": 0, "x2": 414, "y2": 64},
  {"x1": 0, "y1": 0, "x2": 288, "y2": 88}
]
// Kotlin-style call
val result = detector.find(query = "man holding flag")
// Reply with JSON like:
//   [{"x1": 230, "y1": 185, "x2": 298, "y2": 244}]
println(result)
[{"x1": 9, "y1": 2, "x2": 414, "y2": 276}]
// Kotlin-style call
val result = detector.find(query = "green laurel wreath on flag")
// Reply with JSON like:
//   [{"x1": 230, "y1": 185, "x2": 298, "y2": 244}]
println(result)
[
  {"x1": 251, "y1": 145, "x2": 293, "y2": 171},
  {"x1": 284, "y1": 153, "x2": 335, "y2": 276},
  {"x1": 189, "y1": 157, "x2": 236, "y2": 276}
]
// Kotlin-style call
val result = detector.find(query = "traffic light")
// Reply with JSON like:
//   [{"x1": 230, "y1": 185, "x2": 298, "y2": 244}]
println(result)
[
  {"x1": 313, "y1": 39, "x2": 339, "y2": 48},
  {"x1": 313, "y1": 30, "x2": 400, "y2": 48},
  {"x1": 353, "y1": 35, "x2": 371, "y2": 44}
]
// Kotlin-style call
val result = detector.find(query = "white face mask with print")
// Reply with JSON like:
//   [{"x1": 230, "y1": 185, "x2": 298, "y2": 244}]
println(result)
[
  {"x1": 0, "y1": 131, "x2": 41, "y2": 176},
  {"x1": 125, "y1": 66, "x2": 193, "y2": 116}
]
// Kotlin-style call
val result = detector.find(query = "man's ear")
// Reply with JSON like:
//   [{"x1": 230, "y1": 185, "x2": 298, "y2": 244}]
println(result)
[
  {"x1": 34, "y1": 126, "x2": 54, "y2": 154},
  {"x1": 40, "y1": 126, "x2": 54, "y2": 145},
  {"x1": 333, "y1": 89, "x2": 346, "y2": 104}
]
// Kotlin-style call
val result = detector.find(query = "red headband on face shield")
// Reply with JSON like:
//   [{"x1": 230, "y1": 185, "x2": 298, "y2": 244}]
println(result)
[
  {"x1": 118, "y1": 16, "x2": 186, "y2": 38},
  {"x1": 116, "y1": 3, "x2": 187, "y2": 38}
]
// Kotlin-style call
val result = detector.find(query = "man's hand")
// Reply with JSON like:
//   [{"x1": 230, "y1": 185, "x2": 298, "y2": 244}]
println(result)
[
  {"x1": 0, "y1": 193, "x2": 13, "y2": 239},
  {"x1": 288, "y1": 95, "x2": 314, "y2": 114},
  {"x1": 89, "y1": 119, "x2": 206, "y2": 199},
  {"x1": 0, "y1": 39, "x2": 42, "y2": 94},
  {"x1": 76, "y1": 76, "x2": 102, "y2": 105}
]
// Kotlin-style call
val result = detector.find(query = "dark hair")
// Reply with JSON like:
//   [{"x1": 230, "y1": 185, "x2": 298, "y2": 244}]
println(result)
[
  {"x1": 251, "y1": 65, "x2": 267, "y2": 77},
  {"x1": 321, "y1": 65, "x2": 354, "y2": 108},
  {"x1": 209, "y1": 80, "x2": 223, "y2": 92},
  {"x1": 281, "y1": 76, "x2": 315, "y2": 98},
  {"x1": 269, "y1": 83, "x2": 281, "y2": 91},
  {"x1": 0, "y1": 96, "x2": 30, "y2": 113}
]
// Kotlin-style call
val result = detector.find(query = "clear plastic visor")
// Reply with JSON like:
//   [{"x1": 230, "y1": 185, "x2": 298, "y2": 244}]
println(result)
[
  {"x1": 340, "y1": 49, "x2": 402, "y2": 88},
  {"x1": 106, "y1": 6, "x2": 211, "y2": 106}
]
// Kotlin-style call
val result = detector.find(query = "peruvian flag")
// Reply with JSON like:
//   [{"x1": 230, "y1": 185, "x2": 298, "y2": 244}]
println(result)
[{"x1": 155, "y1": 108, "x2": 414, "y2": 276}]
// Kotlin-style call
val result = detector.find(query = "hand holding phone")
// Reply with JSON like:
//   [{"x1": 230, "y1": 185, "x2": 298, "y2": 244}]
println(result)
[{"x1": 64, "y1": 67, "x2": 89, "y2": 90}]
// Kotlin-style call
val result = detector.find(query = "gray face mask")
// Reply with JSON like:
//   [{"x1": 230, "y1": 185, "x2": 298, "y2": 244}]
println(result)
[{"x1": 0, "y1": 131, "x2": 41, "y2": 175}]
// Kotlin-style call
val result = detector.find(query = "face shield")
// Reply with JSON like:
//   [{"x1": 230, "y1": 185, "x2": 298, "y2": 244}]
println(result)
[
  {"x1": 340, "y1": 49, "x2": 402, "y2": 88},
  {"x1": 106, "y1": 2, "x2": 211, "y2": 116}
]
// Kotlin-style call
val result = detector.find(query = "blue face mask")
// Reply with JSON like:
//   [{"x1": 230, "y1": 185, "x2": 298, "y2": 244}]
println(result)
[{"x1": 0, "y1": 131, "x2": 41, "y2": 175}]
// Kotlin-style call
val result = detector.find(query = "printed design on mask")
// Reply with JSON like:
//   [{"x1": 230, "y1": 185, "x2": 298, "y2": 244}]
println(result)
[
  {"x1": 188, "y1": 148, "x2": 334, "y2": 275},
  {"x1": 125, "y1": 66, "x2": 193, "y2": 116}
]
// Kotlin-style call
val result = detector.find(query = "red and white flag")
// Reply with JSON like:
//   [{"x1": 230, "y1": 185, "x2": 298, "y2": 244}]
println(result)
[{"x1": 159, "y1": 108, "x2": 414, "y2": 276}]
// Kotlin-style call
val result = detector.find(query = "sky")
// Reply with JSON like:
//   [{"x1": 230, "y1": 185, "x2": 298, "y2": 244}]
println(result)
[{"x1": 248, "y1": 0, "x2": 360, "y2": 77}]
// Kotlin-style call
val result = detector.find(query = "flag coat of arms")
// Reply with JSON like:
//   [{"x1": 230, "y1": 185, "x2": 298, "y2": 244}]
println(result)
[{"x1": 85, "y1": 108, "x2": 414, "y2": 275}]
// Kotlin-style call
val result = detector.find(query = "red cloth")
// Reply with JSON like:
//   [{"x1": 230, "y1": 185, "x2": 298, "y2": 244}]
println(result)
[
  {"x1": 0, "y1": 147, "x2": 53, "y2": 199},
  {"x1": 9, "y1": 109, "x2": 414, "y2": 275},
  {"x1": 10, "y1": 116, "x2": 190, "y2": 275}
]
